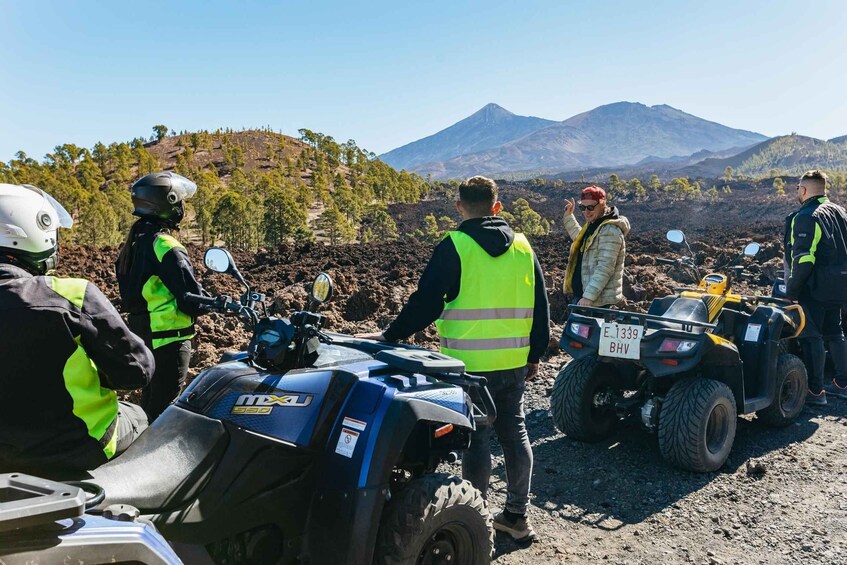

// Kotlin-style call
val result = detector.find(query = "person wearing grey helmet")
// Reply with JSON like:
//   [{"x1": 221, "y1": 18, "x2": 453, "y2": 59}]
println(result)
[{"x1": 115, "y1": 172, "x2": 210, "y2": 422}]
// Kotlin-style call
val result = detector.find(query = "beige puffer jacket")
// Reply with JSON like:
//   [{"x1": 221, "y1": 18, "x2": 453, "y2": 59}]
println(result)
[{"x1": 563, "y1": 208, "x2": 631, "y2": 306}]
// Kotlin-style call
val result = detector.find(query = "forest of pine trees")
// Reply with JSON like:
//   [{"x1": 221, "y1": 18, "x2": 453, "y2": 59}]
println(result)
[{"x1": 0, "y1": 125, "x2": 437, "y2": 250}]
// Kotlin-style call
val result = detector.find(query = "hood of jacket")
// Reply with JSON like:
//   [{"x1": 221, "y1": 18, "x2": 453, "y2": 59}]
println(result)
[
  {"x1": 596, "y1": 206, "x2": 631, "y2": 237},
  {"x1": 457, "y1": 216, "x2": 515, "y2": 257}
]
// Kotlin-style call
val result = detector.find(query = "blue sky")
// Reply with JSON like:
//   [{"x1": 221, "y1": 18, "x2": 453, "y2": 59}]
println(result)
[{"x1": 2, "y1": 0, "x2": 846, "y2": 161}]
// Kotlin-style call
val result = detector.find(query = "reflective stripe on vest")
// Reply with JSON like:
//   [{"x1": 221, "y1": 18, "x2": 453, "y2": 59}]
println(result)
[
  {"x1": 145, "y1": 234, "x2": 194, "y2": 349},
  {"x1": 47, "y1": 277, "x2": 119, "y2": 459},
  {"x1": 435, "y1": 231, "x2": 535, "y2": 372}
]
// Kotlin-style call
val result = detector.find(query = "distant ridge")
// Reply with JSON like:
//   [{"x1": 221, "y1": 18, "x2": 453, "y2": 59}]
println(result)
[{"x1": 677, "y1": 134, "x2": 847, "y2": 178}]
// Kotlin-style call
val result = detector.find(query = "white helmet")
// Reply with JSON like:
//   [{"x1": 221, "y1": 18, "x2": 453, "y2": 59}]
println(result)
[{"x1": 0, "y1": 183, "x2": 73, "y2": 274}]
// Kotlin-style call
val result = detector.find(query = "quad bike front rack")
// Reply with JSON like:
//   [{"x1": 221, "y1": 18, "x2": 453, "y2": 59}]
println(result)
[{"x1": 569, "y1": 305, "x2": 717, "y2": 333}]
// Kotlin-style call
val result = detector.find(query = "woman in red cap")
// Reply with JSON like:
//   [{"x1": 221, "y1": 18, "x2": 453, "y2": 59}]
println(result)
[{"x1": 563, "y1": 185, "x2": 630, "y2": 308}]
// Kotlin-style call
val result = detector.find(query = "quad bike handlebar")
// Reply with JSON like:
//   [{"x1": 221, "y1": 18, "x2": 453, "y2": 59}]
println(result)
[{"x1": 185, "y1": 292, "x2": 261, "y2": 326}]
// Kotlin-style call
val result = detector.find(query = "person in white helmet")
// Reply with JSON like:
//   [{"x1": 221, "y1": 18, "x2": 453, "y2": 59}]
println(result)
[{"x1": 0, "y1": 183, "x2": 155, "y2": 473}]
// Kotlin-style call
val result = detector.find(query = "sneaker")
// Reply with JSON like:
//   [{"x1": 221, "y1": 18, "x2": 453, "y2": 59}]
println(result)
[
  {"x1": 493, "y1": 510, "x2": 537, "y2": 543},
  {"x1": 825, "y1": 379, "x2": 847, "y2": 399},
  {"x1": 806, "y1": 389, "x2": 827, "y2": 406}
]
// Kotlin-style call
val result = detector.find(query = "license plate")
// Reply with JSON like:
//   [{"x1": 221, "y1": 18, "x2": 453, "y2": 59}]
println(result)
[{"x1": 598, "y1": 322, "x2": 643, "y2": 360}]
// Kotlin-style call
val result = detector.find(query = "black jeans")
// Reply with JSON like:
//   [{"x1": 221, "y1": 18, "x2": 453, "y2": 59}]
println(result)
[
  {"x1": 141, "y1": 339, "x2": 192, "y2": 422},
  {"x1": 462, "y1": 367, "x2": 533, "y2": 514},
  {"x1": 799, "y1": 294, "x2": 847, "y2": 392}
]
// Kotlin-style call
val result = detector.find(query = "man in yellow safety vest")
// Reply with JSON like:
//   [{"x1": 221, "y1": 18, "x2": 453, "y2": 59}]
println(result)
[{"x1": 359, "y1": 175, "x2": 550, "y2": 543}]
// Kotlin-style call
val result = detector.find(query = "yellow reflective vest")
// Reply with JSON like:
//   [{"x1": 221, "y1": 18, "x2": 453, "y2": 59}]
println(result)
[{"x1": 435, "y1": 231, "x2": 535, "y2": 372}]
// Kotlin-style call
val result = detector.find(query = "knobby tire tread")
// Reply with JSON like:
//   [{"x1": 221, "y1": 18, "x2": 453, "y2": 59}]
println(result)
[
  {"x1": 550, "y1": 356, "x2": 615, "y2": 442},
  {"x1": 757, "y1": 353, "x2": 807, "y2": 427},
  {"x1": 373, "y1": 473, "x2": 493, "y2": 565}
]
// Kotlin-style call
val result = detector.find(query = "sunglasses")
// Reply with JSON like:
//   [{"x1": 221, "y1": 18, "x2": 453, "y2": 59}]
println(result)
[{"x1": 578, "y1": 203, "x2": 599, "y2": 211}]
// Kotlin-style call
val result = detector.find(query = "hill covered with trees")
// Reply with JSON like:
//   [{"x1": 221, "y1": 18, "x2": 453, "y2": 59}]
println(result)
[
  {"x1": 679, "y1": 134, "x2": 847, "y2": 178},
  {"x1": 0, "y1": 126, "x2": 435, "y2": 250}
]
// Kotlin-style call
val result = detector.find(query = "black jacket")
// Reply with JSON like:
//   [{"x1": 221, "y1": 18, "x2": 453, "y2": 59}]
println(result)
[
  {"x1": 0, "y1": 264, "x2": 154, "y2": 471},
  {"x1": 784, "y1": 196, "x2": 847, "y2": 303},
  {"x1": 384, "y1": 216, "x2": 551, "y2": 363},
  {"x1": 116, "y1": 219, "x2": 207, "y2": 346}
]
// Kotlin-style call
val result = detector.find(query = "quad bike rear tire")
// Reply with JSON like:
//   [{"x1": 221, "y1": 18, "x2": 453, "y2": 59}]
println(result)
[
  {"x1": 550, "y1": 355, "x2": 619, "y2": 442},
  {"x1": 658, "y1": 378, "x2": 737, "y2": 472},
  {"x1": 373, "y1": 473, "x2": 493, "y2": 565},
  {"x1": 757, "y1": 353, "x2": 807, "y2": 427}
]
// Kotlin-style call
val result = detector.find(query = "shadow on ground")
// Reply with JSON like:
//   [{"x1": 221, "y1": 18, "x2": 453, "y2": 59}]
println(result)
[{"x1": 491, "y1": 406, "x2": 821, "y2": 558}]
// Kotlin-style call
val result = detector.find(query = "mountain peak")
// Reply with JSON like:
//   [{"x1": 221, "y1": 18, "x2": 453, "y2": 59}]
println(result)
[
  {"x1": 469, "y1": 103, "x2": 514, "y2": 119},
  {"x1": 379, "y1": 104, "x2": 554, "y2": 170}
]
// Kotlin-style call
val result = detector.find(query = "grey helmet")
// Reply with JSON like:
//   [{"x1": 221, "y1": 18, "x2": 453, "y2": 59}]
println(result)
[{"x1": 130, "y1": 172, "x2": 197, "y2": 228}]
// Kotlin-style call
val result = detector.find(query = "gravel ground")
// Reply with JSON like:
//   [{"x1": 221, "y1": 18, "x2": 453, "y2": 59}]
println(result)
[{"x1": 484, "y1": 353, "x2": 847, "y2": 565}]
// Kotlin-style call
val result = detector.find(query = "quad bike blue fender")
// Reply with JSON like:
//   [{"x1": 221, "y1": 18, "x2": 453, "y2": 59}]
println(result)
[{"x1": 303, "y1": 371, "x2": 475, "y2": 565}]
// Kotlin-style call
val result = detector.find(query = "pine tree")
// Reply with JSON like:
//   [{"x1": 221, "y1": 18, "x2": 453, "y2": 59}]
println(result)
[
  {"x1": 512, "y1": 198, "x2": 550, "y2": 236},
  {"x1": 649, "y1": 174, "x2": 662, "y2": 193},
  {"x1": 316, "y1": 205, "x2": 355, "y2": 245},
  {"x1": 608, "y1": 174, "x2": 624, "y2": 198},
  {"x1": 152, "y1": 125, "x2": 169, "y2": 142},
  {"x1": 422, "y1": 214, "x2": 441, "y2": 244},
  {"x1": 264, "y1": 187, "x2": 307, "y2": 246},
  {"x1": 212, "y1": 192, "x2": 249, "y2": 250},
  {"x1": 77, "y1": 191, "x2": 120, "y2": 246},
  {"x1": 360, "y1": 205, "x2": 399, "y2": 242},
  {"x1": 106, "y1": 187, "x2": 135, "y2": 238}
]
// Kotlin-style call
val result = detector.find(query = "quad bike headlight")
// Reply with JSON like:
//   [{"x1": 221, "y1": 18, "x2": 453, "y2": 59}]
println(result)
[
  {"x1": 658, "y1": 338, "x2": 697, "y2": 353},
  {"x1": 570, "y1": 322, "x2": 591, "y2": 339}
]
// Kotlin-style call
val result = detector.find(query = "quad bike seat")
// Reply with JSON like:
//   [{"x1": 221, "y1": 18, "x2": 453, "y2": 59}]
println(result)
[
  {"x1": 89, "y1": 406, "x2": 229, "y2": 513},
  {"x1": 646, "y1": 297, "x2": 710, "y2": 334}
]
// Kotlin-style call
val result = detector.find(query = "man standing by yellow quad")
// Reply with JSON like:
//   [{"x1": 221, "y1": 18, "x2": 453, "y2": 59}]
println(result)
[{"x1": 783, "y1": 170, "x2": 847, "y2": 405}]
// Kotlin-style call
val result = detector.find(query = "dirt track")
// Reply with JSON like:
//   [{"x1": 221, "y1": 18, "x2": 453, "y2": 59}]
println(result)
[{"x1": 58, "y1": 190, "x2": 847, "y2": 565}]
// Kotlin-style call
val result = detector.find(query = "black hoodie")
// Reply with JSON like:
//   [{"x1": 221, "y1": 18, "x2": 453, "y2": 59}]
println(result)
[{"x1": 384, "y1": 216, "x2": 550, "y2": 363}]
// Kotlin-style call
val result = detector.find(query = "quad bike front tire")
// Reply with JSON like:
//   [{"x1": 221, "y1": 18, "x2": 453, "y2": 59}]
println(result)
[
  {"x1": 658, "y1": 378, "x2": 737, "y2": 472},
  {"x1": 373, "y1": 473, "x2": 493, "y2": 565},
  {"x1": 550, "y1": 355, "x2": 619, "y2": 442},
  {"x1": 757, "y1": 353, "x2": 807, "y2": 427}
]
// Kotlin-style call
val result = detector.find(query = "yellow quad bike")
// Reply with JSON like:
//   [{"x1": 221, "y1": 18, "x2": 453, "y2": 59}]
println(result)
[{"x1": 551, "y1": 230, "x2": 806, "y2": 473}]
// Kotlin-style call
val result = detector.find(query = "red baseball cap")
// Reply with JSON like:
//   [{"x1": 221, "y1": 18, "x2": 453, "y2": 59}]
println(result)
[{"x1": 580, "y1": 186, "x2": 606, "y2": 203}]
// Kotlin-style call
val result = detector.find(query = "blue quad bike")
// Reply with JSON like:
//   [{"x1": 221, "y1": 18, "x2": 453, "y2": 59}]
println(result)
[
  {"x1": 551, "y1": 230, "x2": 808, "y2": 473},
  {"x1": 0, "y1": 248, "x2": 497, "y2": 564}
]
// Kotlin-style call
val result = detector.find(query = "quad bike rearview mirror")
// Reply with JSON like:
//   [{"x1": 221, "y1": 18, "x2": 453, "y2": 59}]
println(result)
[
  {"x1": 204, "y1": 247, "x2": 234, "y2": 273},
  {"x1": 204, "y1": 247, "x2": 249, "y2": 291},
  {"x1": 666, "y1": 230, "x2": 685, "y2": 244},
  {"x1": 743, "y1": 242, "x2": 760, "y2": 257},
  {"x1": 310, "y1": 272, "x2": 334, "y2": 305}
]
